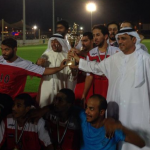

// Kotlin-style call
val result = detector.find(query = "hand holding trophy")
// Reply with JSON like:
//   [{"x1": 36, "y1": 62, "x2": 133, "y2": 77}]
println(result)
[{"x1": 68, "y1": 49, "x2": 80, "y2": 64}]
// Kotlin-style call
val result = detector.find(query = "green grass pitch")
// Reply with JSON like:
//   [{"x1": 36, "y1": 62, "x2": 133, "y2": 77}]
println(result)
[
  {"x1": 142, "y1": 40, "x2": 150, "y2": 53},
  {"x1": 17, "y1": 45, "x2": 47, "y2": 92}
]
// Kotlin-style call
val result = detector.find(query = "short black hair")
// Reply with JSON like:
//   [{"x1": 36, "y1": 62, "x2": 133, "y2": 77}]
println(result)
[
  {"x1": 83, "y1": 32, "x2": 93, "y2": 40},
  {"x1": 57, "y1": 20, "x2": 69, "y2": 30},
  {"x1": 2, "y1": 38, "x2": 17, "y2": 49},
  {"x1": 15, "y1": 93, "x2": 33, "y2": 107},
  {"x1": 92, "y1": 24, "x2": 109, "y2": 35},
  {"x1": 107, "y1": 21, "x2": 120, "y2": 30},
  {"x1": 121, "y1": 20, "x2": 134, "y2": 28},
  {"x1": 59, "y1": 88, "x2": 75, "y2": 104},
  {"x1": 0, "y1": 93, "x2": 13, "y2": 122},
  {"x1": 89, "y1": 94, "x2": 107, "y2": 111}
]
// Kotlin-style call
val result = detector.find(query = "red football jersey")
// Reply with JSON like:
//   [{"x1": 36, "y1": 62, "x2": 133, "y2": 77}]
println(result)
[
  {"x1": 47, "y1": 114, "x2": 80, "y2": 150},
  {"x1": 87, "y1": 46, "x2": 120, "y2": 98},
  {"x1": 0, "y1": 56, "x2": 45, "y2": 99},
  {"x1": 0, "y1": 116, "x2": 51, "y2": 150}
]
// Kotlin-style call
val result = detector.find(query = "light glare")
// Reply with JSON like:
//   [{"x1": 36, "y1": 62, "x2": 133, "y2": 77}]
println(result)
[
  {"x1": 86, "y1": 3, "x2": 96, "y2": 12},
  {"x1": 80, "y1": 27, "x2": 83, "y2": 30},
  {"x1": 33, "y1": 25, "x2": 37, "y2": 29}
]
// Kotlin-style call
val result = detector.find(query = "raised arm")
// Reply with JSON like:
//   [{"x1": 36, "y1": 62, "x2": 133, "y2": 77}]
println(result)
[
  {"x1": 69, "y1": 51, "x2": 105, "y2": 76},
  {"x1": 79, "y1": 58, "x2": 104, "y2": 76},
  {"x1": 43, "y1": 59, "x2": 67, "y2": 75},
  {"x1": 104, "y1": 119, "x2": 145, "y2": 148},
  {"x1": 36, "y1": 58, "x2": 47, "y2": 67},
  {"x1": 122, "y1": 126, "x2": 145, "y2": 148}
]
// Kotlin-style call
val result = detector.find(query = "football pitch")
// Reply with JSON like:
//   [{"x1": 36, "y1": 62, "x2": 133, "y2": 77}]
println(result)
[
  {"x1": 142, "y1": 39, "x2": 150, "y2": 52},
  {"x1": 0, "y1": 40, "x2": 150, "y2": 92},
  {"x1": 17, "y1": 44, "x2": 47, "y2": 92}
]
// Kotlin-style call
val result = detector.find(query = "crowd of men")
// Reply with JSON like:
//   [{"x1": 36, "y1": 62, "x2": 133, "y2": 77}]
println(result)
[{"x1": 0, "y1": 19, "x2": 150, "y2": 150}]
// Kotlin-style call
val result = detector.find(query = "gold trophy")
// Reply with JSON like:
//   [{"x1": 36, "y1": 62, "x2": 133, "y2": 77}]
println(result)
[
  {"x1": 68, "y1": 23, "x2": 78, "y2": 47},
  {"x1": 66, "y1": 23, "x2": 79, "y2": 66}
]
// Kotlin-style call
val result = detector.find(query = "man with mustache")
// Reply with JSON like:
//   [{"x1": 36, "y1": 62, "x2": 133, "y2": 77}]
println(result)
[
  {"x1": 81, "y1": 25, "x2": 120, "y2": 104},
  {"x1": 0, "y1": 38, "x2": 67, "y2": 99},
  {"x1": 120, "y1": 20, "x2": 148, "y2": 52},
  {"x1": 71, "y1": 32, "x2": 94, "y2": 105},
  {"x1": 107, "y1": 22, "x2": 119, "y2": 47},
  {"x1": 36, "y1": 34, "x2": 75, "y2": 107}
]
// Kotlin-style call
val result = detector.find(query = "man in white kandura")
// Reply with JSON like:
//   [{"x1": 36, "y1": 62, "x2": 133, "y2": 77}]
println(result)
[
  {"x1": 37, "y1": 34, "x2": 74, "y2": 107},
  {"x1": 70, "y1": 27, "x2": 150, "y2": 150}
]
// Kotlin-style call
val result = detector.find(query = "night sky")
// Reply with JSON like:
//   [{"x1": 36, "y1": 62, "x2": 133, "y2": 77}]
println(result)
[{"x1": 0, "y1": 0, "x2": 150, "y2": 32}]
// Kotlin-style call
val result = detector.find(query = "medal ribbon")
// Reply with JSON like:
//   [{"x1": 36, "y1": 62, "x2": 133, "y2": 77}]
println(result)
[
  {"x1": 56, "y1": 117, "x2": 70, "y2": 146},
  {"x1": 97, "y1": 47, "x2": 108, "y2": 62},
  {"x1": 15, "y1": 120, "x2": 27, "y2": 145}
]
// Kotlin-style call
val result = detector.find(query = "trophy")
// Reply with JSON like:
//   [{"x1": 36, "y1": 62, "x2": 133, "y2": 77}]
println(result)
[
  {"x1": 68, "y1": 23, "x2": 79, "y2": 47},
  {"x1": 66, "y1": 23, "x2": 79, "y2": 66}
]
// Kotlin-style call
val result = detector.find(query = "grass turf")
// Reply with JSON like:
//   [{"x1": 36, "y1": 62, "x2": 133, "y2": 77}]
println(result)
[
  {"x1": 142, "y1": 40, "x2": 150, "y2": 53},
  {"x1": 17, "y1": 45, "x2": 47, "y2": 92},
  {"x1": 0, "y1": 40, "x2": 150, "y2": 92}
]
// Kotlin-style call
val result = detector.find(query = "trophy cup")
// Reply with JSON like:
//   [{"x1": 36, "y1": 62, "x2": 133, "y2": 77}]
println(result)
[{"x1": 66, "y1": 23, "x2": 79, "y2": 66}]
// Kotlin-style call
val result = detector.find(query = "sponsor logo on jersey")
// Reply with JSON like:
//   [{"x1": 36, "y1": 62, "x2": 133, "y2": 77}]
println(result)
[
  {"x1": 91, "y1": 52, "x2": 97, "y2": 56},
  {"x1": 8, "y1": 124, "x2": 15, "y2": 127}
]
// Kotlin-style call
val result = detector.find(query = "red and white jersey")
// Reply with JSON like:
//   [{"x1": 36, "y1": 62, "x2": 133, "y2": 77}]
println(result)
[
  {"x1": 0, "y1": 56, "x2": 45, "y2": 99},
  {"x1": 87, "y1": 46, "x2": 120, "y2": 62},
  {"x1": 86, "y1": 46, "x2": 120, "y2": 77},
  {"x1": 47, "y1": 113, "x2": 80, "y2": 150},
  {"x1": 86, "y1": 46, "x2": 120, "y2": 98},
  {"x1": 0, "y1": 116, "x2": 51, "y2": 150}
]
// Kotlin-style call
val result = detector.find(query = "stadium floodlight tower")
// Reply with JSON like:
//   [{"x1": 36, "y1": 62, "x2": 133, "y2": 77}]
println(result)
[
  {"x1": 52, "y1": 0, "x2": 55, "y2": 34},
  {"x1": 33, "y1": 25, "x2": 37, "y2": 39},
  {"x1": 86, "y1": 2, "x2": 96, "y2": 29},
  {"x1": 23, "y1": 0, "x2": 26, "y2": 44}
]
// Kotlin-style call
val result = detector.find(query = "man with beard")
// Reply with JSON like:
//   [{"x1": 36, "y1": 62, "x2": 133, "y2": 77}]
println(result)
[
  {"x1": 80, "y1": 94, "x2": 145, "y2": 150},
  {"x1": 36, "y1": 34, "x2": 75, "y2": 107},
  {"x1": 72, "y1": 32, "x2": 94, "y2": 105},
  {"x1": 0, "y1": 93, "x2": 53, "y2": 150},
  {"x1": 44, "y1": 20, "x2": 71, "y2": 54},
  {"x1": 0, "y1": 38, "x2": 67, "y2": 99},
  {"x1": 56, "y1": 20, "x2": 71, "y2": 51},
  {"x1": 120, "y1": 20, "x2": 148, "y2": 52},
  {"x1": 81, "y1": 25, "x2": 120, "y2": 103},
  {"x1": 107, "y1": 21, "x2": 119, "y2": 47},
  {"x1": 56, "y1": 20, "x2": 69, "y2": 39}
]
